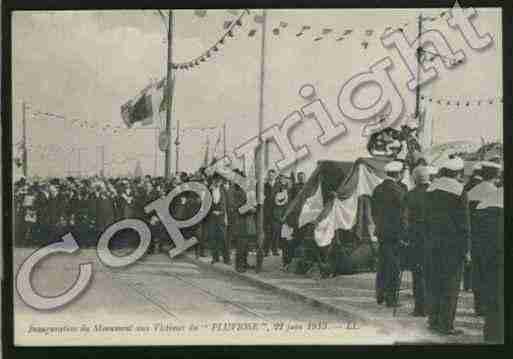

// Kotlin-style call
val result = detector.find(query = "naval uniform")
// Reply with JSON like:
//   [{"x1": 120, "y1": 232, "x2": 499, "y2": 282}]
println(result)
[
  {"x1": 405, "y1": 182, "x2": 430, "y2": 316},
  {"x1": 371, "y1": 177, "x2": 408, "y2": 306},
  {"x1": 468, "y1": 181, "x2": 502, "y2": 325},
  {"x1": 425, "y1": 177, "x2": 470, "y2": 333},
  {"x1": 471, "y1": 186, "x2": 503, "y2": 343}
]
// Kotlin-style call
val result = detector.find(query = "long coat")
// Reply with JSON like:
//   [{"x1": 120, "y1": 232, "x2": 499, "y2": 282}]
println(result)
[
  {"x1": 404, "y1": 183, "x2": 430, "y2": 266},
  {"x1": 226, "y1": 183, "x2": 246, "y2": 236},
  {"x1": 371, "y1": 178, "x2": 407, "y2": 243},
  {"x1": 425, "y1": 178, "x2": 470, "y2": 261}
]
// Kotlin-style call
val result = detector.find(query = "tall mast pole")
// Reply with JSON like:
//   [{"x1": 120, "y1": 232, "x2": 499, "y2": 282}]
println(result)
[
  {"x1": 164, "y1": 10, "x2": 174, "y2": 179},
  {"x1": 415, "y1": 14, "x2": 423, "y2": 119},
  {"x1": 223, "y1": 122, "x2": 227, "y2": 157},
  {"x1": 256, "y1": 9, "x2": 268, "y2": 272},
  {"x1": 22, "y1": 102, "x2": 28, "y2": 177},
  {"x1": 175, "y1": 118, "x2": 180, "y2": 174}
]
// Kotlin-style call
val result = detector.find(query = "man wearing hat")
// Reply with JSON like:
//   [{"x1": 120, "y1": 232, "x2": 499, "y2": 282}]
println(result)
[
  {"x1": 206, "y1": 173, "x2": 230, "y2": 264},
  {"x1": 371, "y1": 160, "x2": 407, "y2": 307},
  {"x1": 467, "y1": 161, "x2": 502, "y2": 318},
  {"x1": 470, "y1": 181, "x2": 503, "y2": 343},
  {"x1": 404, "y1": 165, "x2": 431, "y2": 317},
  {"x1": 425, "y1": 156, "x2": 470, "y2": 335}
]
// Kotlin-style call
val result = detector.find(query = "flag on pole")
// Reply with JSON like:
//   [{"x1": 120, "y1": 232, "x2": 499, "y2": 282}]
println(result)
[{"x1": 121, "y1": 78, "x2": 168, "y2": 128}]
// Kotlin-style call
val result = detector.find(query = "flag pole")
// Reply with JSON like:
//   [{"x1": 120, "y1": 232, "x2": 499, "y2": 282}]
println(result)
[
  {"x1": 256, "y1": 9, "x2": 268, "y2": 272},
  {"x1": 223, "y1": 121, "x2": 227, "y2": 157},
  {"x1": 164, "y1": 10, "x2": 174, "y2": 179}
]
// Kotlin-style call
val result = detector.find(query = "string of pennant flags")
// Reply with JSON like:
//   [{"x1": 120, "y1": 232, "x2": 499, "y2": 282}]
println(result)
[
  {"x1": 31, "y1": 108, "x2": 221, "y2": 136},
  {"x1": 166, "y1": 9, "x2": 455, "y2": 73},
  {"x1": 169, "y1": 9, "x2": 251, "y2": 70},
  {"x1": 420, "y1": 96, "x2": 503, "y2": 107}
]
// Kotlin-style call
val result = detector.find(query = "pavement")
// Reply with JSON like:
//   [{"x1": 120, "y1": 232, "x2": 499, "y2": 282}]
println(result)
[
  {"x1": 188, "y1": 249, "x2": 485, "y2": 344},
  {"x1": 10, "y1": 247, "x2": 385, "y2": 345},
  {"x1": 10, "y1": 246, "x2": 485, "y2": 345}
]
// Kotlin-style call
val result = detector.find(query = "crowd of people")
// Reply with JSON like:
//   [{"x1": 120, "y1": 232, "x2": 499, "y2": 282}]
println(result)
[
  {"x1": 371, "y1": 156, "x2": 503, "y2": 342},
  {"x1": 13, "y1": 167, "x2": 307, "y2": 272},
  {"x1": 13, "y1": 154, "x2": 503, "y2": 343}
]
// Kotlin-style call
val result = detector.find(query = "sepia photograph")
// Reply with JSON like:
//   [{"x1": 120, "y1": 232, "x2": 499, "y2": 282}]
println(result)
[{"x1": 6, "y1": 3, "x2": 504, "y2": 347}]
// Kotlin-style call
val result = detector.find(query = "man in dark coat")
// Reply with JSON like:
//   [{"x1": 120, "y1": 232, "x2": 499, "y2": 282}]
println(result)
[
  {"x1": 425, "y1": 156, "x2": 470, "y2": 335},
  {"x1": 404, "y1": 165, "x2": 431, "y2": 317},
  {"x1": 470, "y1": 182, "x2": 503, "y2": 343},
  {"x1": 371, "y1": 161, "x2": 407, "y2": 307},
  {"x1": 264, "y1": 169, "x2": 279, "y2": 256},
  {"x1": 207, "y1": 174, "x2": 230, "y2": 264},
  {"x1": 462, "y1": 163, "x2": 483, "y2": 291},
  {"x1": 467, "y1": 161, "x2": 501, "y2": 318}
]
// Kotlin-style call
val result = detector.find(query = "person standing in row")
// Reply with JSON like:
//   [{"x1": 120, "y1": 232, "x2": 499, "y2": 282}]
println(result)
[
  {"x1": 462, "y1": 162, "x2": 483, "y2": 292},
  {"x1": 264, "y1": 169, "x2": 279, "y2": 256},
  {"x1": 404, "y1": 164, "x2": 437, "y2": 317},
  {"x1": 371, "y1": 161, "x2": 407, "y2": 307},
  {"x1": 467, "y1": 161, "x2": 502, "y2": 319},
  {"x1": 207, "y1": 174, "x2": 230, "y2": 264},
  {"x1": 470, "y1": 178, "x2": 503, "y2": 343},
  {"x1": 425, "y1": 156, "x2": 470, "y2": 335}
]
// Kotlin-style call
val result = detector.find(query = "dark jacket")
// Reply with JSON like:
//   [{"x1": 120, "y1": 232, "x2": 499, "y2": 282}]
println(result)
[
  {"x1": 371, "y1": 178, "x2": 407, "y2": 242},
  {"x1": 207, "y1": 185, "x2": 228, "y2": 226},
  {"x1": 425, "y1": 177, "x2": 471, "y2": 259},
  {"x1": 405, "y1": 183, "x2": 430, "y2": 264}
]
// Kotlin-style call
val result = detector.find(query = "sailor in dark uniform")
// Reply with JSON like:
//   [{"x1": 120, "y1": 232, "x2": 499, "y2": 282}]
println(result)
[
  {"x1": 471, "y1": 181, "x2": 503, "y2": 343},
  {"x1": 371, "y1": 161, "x2": 408, "y2": 307},
  {"x1": 425, "y1": 156, "x2": 470, "y2": 335},
  {"x1": 404, "y1": 165, "x2": 432, "y2": 317},
  {"x1": 467, "y1": 161, "x2": 502, "y2": 318}
]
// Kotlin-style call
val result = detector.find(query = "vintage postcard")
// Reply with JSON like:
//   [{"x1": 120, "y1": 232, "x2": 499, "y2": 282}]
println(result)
[{"x1": 8, "y1": 5, "x2": 503, "y2": 347}]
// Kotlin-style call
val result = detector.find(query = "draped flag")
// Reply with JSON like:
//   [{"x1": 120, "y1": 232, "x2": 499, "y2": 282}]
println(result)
[
  {"x1": 282, "y1": 160, "x2": 353, "y2": 230},
  {"x1": 283, "y1": 158, "x2": 413, "y2": 248},
  {"x1": 314, "y1": 160, "x2": 384, "y2": 247}
]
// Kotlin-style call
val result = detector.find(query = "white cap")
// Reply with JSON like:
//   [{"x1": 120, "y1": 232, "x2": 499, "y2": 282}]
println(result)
[
  {"x1": 427, "y1": 166, "x2": 439, "y2": 175},
  {"x1": 384, "y1": 161, "x2": 404, "y2": 172},
  {"x1": 441, "y1": 157, "x2": 464, "y2": 171},
  {"x1": 480, "y1": 161, "x2": 502, "y2": 170},
  {"x1": 472, "y1": 162, "x2": 482, "y2": 171}
]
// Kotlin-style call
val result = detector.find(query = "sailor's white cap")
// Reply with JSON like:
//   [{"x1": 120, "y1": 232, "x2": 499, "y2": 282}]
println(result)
[
  {"x1": 384, "y1": 161, "x2": 404, "y2": 172},
  {"x1": 480, "y1": 161, "x2": 502, "y2": 170},
  {"x1": 472, "y1": 162, "x2": 482, "y2": 171},
  {"x1": 427, "y1": 166, "x2": 439, "y2": 175},
  {"x1": 441, "y1": 156, "x2": 464, "y2": 171}
]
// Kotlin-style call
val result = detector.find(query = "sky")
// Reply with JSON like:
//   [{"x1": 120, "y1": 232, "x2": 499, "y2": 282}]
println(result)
[{"x1": 12, "y1": 8, "x2": 503, "y2": 178}]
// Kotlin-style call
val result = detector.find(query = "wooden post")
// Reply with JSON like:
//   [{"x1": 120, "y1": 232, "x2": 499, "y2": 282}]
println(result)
[{"x1": 164, "y1": 10, "x2": 174, "y2": 179}]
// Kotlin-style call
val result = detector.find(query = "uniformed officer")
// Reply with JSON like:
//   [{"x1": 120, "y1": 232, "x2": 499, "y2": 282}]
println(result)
[
  {"x1": 371, "y1": 160, "x2": 407, "y2": 307},
  {"x1": 425, "y1": 156, "x2": 470, "y2": 335},
  {"x1": 471, "y1": 182, "x2": 503, "y2": 343},
  {"x1": 467, "y1": 161, "x2": 501, "y2": 317},
  {"x1": 405, "y1": 165, "x2": 431, "y2": 317}
]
